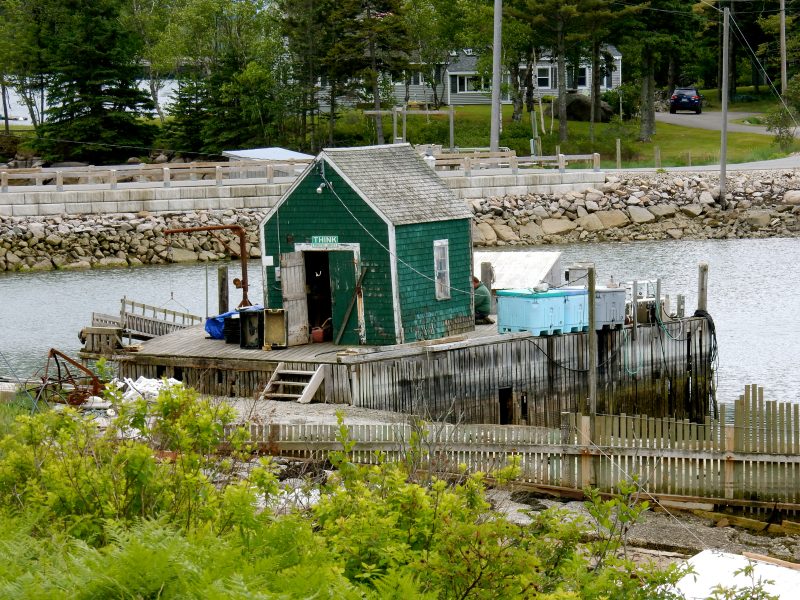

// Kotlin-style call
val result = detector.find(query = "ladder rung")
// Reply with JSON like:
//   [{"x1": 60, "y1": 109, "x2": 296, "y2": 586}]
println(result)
[
  {"x1": 271, "y1": 380, "x2": 308, "y2": 387},
  {"x1": 264, "y1": 393, "x2": 303, "y2": 400},
  {"x1": 278, "y1": 369, "x2": 316, "y2": 376}
]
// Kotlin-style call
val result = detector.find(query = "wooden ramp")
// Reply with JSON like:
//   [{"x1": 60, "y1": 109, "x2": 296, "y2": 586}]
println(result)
[
  {"x1": 260, "y1": 362, "x2": 325, "y2": 404},
  {"x1": 120, "y1": 296, "x2": 202, "y2": 340}
]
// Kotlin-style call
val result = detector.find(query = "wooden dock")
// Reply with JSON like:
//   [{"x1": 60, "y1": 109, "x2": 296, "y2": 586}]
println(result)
[{"x1": 118, "y1": 314, "x2": 715, "y2": 428}]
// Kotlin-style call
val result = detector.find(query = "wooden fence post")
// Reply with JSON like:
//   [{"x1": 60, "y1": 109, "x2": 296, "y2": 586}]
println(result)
[
  {"x1": 109, "y1": 169, "x2": 117, "y2": 190},
  {"x1": 0, "y1": 171, "x2": 7, "y2": 192},
  {"x1": 654, "y1": 146, "x2": 661, "y2": 168},
  {"x1": 266, "y1": 165, "x2": 274, "y2": 183},
  {"x1": 163, "y1": 167, "x2": 171, "y2": 188},
  {"x1": 616, "y1": 139, "x2": 621, "y2": 169},
  {"x1": 510, "y1": 155, "x2": 518, "y2": 175},
  {"x1": 56, "y1": 171, "x2": 64, "y2": 191},
  {"x1": 588, "y1": 266, "x2": 597, "y2": 414},
  {"x1": 580, "y1": 415, "x2": 594, "y2": 488},
  {"x1": 592, "y1": 152, "x2": 600, "y2": 172},
  {"x1": 216, "y1": 166, "x2": 223, "y2": 186},
  {"x1": 557, "y1": 153, "x2": 566, "y2": 173},
  {"x1": 463, "y1": 157, "x2": 471, "y2": 176}
]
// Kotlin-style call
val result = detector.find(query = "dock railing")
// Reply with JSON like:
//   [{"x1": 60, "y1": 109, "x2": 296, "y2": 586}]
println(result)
[
  {"x1": 120, "y1": 296, "x2": 202, "y2": 340},
  {"x1": 233, "y1": 385, "x2": 800, "y2": 511}
]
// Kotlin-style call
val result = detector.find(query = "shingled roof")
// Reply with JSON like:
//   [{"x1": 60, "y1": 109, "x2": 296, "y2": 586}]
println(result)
[{"x1": 319, "y1": 144, "x2": 472, "y2": 226}]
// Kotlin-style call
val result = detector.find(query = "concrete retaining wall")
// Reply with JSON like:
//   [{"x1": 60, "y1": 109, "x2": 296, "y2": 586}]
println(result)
[{"x1": 0, "y1": 170, "x2": 605, "y2": 218}]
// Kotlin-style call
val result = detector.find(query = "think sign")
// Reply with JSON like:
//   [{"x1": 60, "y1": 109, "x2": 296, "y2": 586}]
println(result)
[{"x1": 312, "y1": 235, "x2": 338, "y2": 244}]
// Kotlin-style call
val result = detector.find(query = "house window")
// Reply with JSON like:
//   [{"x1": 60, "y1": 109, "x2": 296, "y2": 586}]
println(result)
[
  {"x1": 605, "y1": 71, "x2": 613, "y2": 88},
  {"x1": 536, "y1": 67, "x2": 550, "y2": 88},
  {"x1": 450, "y1": 75, "x2": 483, "y2": 93},
  {"x1": 408, "y1": 71, "x2": 424, "y2": 86},
  {"x1": 577, "y1": 67, "x2": 587, "y2": 88},
  {"x1": 433, "y1": 239, "x2": 450, "y2": 300}
]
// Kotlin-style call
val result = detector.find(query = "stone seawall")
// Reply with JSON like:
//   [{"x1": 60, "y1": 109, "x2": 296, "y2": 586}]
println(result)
[{"x1": 1, "y1": 170, "x2": 799, "y2": 272}]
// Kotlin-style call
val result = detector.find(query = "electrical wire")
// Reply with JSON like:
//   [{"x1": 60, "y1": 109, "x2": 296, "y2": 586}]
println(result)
[{"x1": 317, "y1": 175, "x2": 476, "y2": 297}]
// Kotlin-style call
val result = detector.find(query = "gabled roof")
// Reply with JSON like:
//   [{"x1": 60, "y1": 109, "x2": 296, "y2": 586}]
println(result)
[{"x1": 320, "y1": 144, "x2": 472, "y2": 226}]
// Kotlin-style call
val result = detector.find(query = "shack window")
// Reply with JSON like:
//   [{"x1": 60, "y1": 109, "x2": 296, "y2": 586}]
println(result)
[{"x1": 433, "y1": 239, "x2": 450, "y2": 300}]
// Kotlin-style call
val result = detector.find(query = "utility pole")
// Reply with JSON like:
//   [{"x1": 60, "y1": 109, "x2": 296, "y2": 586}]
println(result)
[
  {"x1": 720, "y1": 7, "x2": 729, "y2": 207},
  {"x1": 489, "y1": 0, "x2": 502, "y2": 151},
  {"x1": 780, "y1": 0, "x2": 787, "y2": 97}
]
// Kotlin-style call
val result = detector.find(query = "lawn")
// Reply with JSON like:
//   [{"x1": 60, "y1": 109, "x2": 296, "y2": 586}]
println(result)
[{"x1": 384, "y1": 103, "x2": 793, "y2": 169}]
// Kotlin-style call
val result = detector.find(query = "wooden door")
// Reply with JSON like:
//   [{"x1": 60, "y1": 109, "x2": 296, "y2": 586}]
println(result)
[
  {"x1": 329, "y1": 251, "x2": 358, "y2": 345},
  {"x1": 281, "y1": 251, "x2": 309, "y2": 346}
]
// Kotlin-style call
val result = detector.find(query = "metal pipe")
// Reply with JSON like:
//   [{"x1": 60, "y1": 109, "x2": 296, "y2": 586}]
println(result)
[{"x1": 164, "y1": 225, "x2": 252, "y2": 307}]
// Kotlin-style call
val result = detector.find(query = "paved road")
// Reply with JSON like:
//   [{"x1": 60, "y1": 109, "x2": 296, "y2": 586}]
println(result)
[{"x1": 655, "y1": 111, "x2": 770, "y2": 135}]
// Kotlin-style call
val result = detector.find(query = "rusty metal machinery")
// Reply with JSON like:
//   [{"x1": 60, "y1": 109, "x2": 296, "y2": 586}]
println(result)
[
  {"x1": 164, "y1": 225, "x2": 252, "y2": 308},
  {"x1": 34, "y1": 348, "x2": 102, "y2": 406}
]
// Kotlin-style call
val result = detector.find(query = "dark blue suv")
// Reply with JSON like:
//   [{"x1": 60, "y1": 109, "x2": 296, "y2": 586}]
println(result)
[{"x1": 669, "y1": 88, "x2": 702, "y2": 114}]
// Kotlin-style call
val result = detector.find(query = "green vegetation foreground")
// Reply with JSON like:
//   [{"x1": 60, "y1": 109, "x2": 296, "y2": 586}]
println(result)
[{"x1": 0, "y1": 386, "x2": 770, "y2": 598}]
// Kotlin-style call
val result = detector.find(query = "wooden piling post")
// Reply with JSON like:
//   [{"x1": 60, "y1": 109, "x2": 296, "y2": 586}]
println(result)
[
  {"x1": 698, "y1": 262, "x2": 709, "y2": 312},
  {"x1": 163, "y1": 167, "x2": 171, "y2": 188},
  {"x1": 677, "y1": 294, "x2": 685, "y2": 318},
  {"x1": 218, "y1": 265, "x2": 229, "y2": 314},
  {"x1": 0, "y1": 171, "x2": 7, "y2": 192},
  {"x1": 392, "y1": 107, "x2": 398, "y2": 142},
  {"x1": 592, "y1": 152, "x2": 601, "y2": 172},
  {"x1": 616, "y1": 139, "x2": 621, "y2": 169},
  {"x1": 654, "y1": 146, "x2": 661, "y2": 168},
  {"x1": 588, "y1": 266, "x2": 597, "y2": 414},
  {"x1": 216, "y1": 166, "x2": 223, "y2": 186}
]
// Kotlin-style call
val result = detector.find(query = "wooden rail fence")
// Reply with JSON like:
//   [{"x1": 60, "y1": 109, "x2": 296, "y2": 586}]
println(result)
[
  {"x1": 0, "y1": 160, "x2": 311, "y2": 192},
  {"x1": 235, "y1": 385, "x2": 800, "y2": 508}
]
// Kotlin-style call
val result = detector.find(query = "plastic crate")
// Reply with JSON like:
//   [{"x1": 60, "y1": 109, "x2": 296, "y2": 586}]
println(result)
[
  {"x1": 496, "y1": 289, "x2": 566, "y2": 335},
  {"x1": 594, "y1": 287, "x2": 626, "y2": 329},
  {"x1": 562, "y1": 288, "x2": 588, "y2": 332},
  {"x1": 239, "y1": 308, "x2": 264, "y2": 350}
]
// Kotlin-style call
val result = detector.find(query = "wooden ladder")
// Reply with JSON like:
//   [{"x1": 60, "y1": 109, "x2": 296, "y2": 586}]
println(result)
[{"x1": 260, "y1": 362, "x2": 325, "y2": 404}]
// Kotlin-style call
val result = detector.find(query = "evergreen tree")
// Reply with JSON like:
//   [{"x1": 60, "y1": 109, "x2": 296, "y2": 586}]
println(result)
[{"x1": 33, "y1": 0, "x2": 156, "y2": 163}]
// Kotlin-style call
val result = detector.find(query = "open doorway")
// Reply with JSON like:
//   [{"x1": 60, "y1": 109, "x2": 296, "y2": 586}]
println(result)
[
  {"x1": 499, "y1": 386, "x2": 513, "y2": 425},
  {"x1": 304, "y1": 251, "x2": 332, "y2": 332}
]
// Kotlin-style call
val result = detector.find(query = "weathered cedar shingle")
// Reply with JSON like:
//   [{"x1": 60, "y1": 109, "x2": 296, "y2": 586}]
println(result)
[{"x1": 320, "y1": 144, "x2": 471, "y2": 226}]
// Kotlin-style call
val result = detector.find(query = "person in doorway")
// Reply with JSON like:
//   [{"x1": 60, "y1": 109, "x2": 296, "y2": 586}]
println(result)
[{"x1": 472, "y1": 276, "x2": 494, "y2": 325}]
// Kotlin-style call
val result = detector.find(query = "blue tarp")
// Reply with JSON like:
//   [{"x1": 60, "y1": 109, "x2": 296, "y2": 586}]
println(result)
[{"x1": 205, "y1": 306, "x2": 264, "y2": 340}]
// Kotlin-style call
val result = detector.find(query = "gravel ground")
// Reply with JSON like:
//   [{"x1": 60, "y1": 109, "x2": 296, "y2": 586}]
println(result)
[
  {"x1": 226, "y1": 398, "x2": 410, "y2": 425},
  {"x1": 488, "y1": 488, "x2": 800, "y2": 566}
]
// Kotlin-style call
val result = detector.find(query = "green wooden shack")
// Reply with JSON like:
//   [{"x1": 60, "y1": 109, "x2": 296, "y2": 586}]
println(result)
[{"x1": 259, "y1": 144, "x2": 474, "y2": 346}]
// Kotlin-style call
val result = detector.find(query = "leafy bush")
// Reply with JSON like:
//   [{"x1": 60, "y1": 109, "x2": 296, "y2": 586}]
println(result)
[
  {"x1": 0, "y1": 386, "x2": 770, "y2": 599},
  {"x1": 764, "y1": 107, "x2": 797, "y2": 151}
]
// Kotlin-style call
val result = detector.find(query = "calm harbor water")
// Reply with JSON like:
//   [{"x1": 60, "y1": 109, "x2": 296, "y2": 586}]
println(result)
[{"x1": 1, "y1": 238, "x2": 798, "y2": 405}]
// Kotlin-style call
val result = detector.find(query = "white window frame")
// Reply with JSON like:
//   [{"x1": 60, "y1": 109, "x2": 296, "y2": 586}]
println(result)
[
  {"x1": 450, "y1": 74, "x2": 484, "y2": 94},
  {"x1": 577, "y1": 67, "x2": 587, "y2": 88},
  {"x1": 536, "y1": 67, "x2": 550, "y2": 89},
  {"x1": 433, "y1": 239, "x2": 450, "y2": 300}
]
